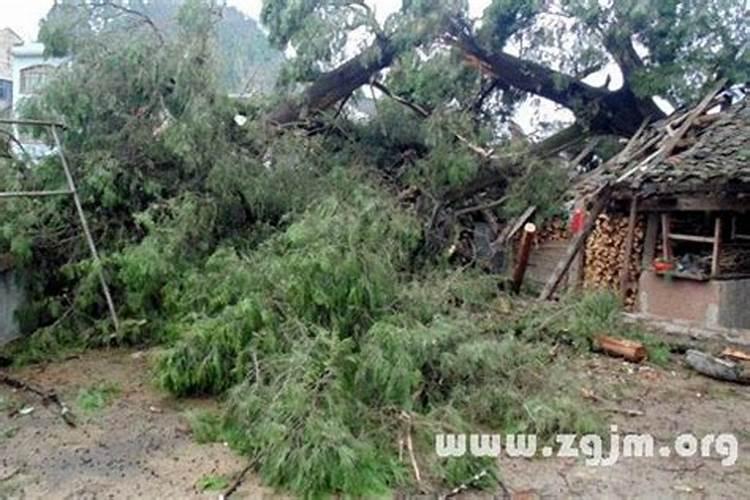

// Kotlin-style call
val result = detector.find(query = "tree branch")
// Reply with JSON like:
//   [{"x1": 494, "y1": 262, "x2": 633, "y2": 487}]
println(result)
[
  {"x1": 89, "y1": 1, "x2": 164, "y2": 44},
  {"x1": 268, "y1": 37, "x2": 398, "y2": 126},
  {"x1": 447, "y1": 19, "x2": 665, "y2": 137}
]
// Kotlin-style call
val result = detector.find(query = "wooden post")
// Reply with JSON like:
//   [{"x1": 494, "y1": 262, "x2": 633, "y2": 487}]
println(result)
[
  {"x1": 641, "y1": 214, "x2": 659, "y2": 269},
  {"x1": 539, "y1": 186, "x2": 610, "y2": 300},
  {"x1": 511, "y1": 223, "x2": 536, "y2": 293},
  {"x1": 711, "y1": 215, "x2": 722, "y2": 276},
  {"x1": 619, "y1": 197, "x2": 638, "y2": 298},
  {"x1": 661, "y1": 213, "x2": 671, "y2": 260},
  {"x1": 50, "y1": 126, "x2": 120, "y2": 331}
]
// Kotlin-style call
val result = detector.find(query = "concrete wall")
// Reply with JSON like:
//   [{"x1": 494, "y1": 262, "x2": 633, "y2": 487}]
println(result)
[
  {"x1": 718, "y1": 279, "x2": 750, "y2": 329},
  {"x1": 0, "y1": 270, "x2": 24, "y2": 346},
  {"x1": 637, "y1": 271, "x2": 750, "y2": 330}
]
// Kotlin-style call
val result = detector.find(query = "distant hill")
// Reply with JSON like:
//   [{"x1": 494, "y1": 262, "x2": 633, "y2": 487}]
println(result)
[{"x1": 142, "y1": 0, "x2": 283, "y2": 94}]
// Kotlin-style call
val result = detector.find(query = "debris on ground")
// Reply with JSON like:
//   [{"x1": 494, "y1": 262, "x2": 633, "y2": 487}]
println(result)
[{"x1": 685, "y1": 349, "x2": 750, "y2": 384}]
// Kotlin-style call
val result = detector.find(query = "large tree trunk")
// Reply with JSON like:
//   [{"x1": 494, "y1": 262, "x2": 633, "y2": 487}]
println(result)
[
  {"x1": 452, "y1": 31, "x2": 666, "y2": 137},
  {"x1": 268, "y1": 37, "x2": 398, "y2": 126}
]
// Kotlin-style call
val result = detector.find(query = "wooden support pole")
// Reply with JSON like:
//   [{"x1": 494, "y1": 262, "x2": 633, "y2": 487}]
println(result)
[
  {"x1": 711, "y1": 215, "x2": 722, "y2": 276},
  {"x1": 661, "y1": 213, "x2": 671, "y2": 260},
  {"x1": 539, "y1": 187, "x2": 611, "y2": 300},
  {"x1": 641, "y1": 214, "x2": 658, "y2": 268},
  {"x1": 50, "y1": 126, "x2": 120, "y2": 331},
  {"x1": 619, "y1": 196, "x2": 638, "y2": 299},
  {"x1": 511, "y1": 223, "x2": 536, "y2": 293}
]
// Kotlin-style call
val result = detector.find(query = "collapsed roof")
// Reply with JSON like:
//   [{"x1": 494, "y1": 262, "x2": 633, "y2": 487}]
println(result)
[{"x1": 579, "y1": 85, "x2": 750, "y2": 200}]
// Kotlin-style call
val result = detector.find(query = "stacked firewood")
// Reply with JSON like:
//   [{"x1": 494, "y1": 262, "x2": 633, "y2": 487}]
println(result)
[
  {"x1": 536, "y1": 217, "x2": 570, "y2": 245},
  {"x1": 719, "y1": 245, "x2": 750, "y2": 273},
  {"x1": 583, "y1": 213, "x2": 645, "y2": 309}
]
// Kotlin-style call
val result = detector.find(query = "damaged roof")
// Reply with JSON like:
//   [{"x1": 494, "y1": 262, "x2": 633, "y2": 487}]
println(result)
[
  {"x1": 579, "y1": 90, "x2": 750, "y2": 198},
  {"x1": 626, "y1": 99, "x2": 750, "y2": 195}
]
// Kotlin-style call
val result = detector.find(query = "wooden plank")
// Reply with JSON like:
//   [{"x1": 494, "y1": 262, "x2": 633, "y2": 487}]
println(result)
[
  {"x1": 539, "y1": 186, "x2": 610, "y2": 300},
  {"x1": 619, "y1": 197, "x2": 638, "y2": 298},
  {"x1": 639, "y1": 197, "x2": 749, "y2": 212},
  {"x1": 668, "y1": 233, "x2": 715, "y2": 243},
  {"x1": 661, "y1": 213, "x2": 671, "y2": 260},
  {"x1": 711, "y1": 215, "x2": 722, "y2": 276},
  {"x1": 641, "y1": 214, "x2": 659, "y2": 268},
  {"x1": 658, "y1": 79, "x2": 727, "y2": 159},
  {"x1": 656, "y1": 270, "x2": 710, "y2": 281},
  {"x1": 492, "y1": 205, "x2": 536, "y2": 248}
]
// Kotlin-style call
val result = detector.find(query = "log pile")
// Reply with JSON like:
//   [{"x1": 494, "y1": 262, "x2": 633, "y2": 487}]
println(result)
[
  {"x1": 535, "y1": 217, "x2": 570, "y2": 245},
  {"x1": 583, "y1": 213, "x2": 645, "y2": 309},
  {"x1": 719, "y1": 244, "x2": 750, "y2": 274}
]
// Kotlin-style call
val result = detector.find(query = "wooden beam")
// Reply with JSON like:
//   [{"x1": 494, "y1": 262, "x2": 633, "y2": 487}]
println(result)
[
  {"x1": 668, "y1": 233, "x2": 715, "y2": 243},
  {"x1": 661, "y1": 213, "x2": 671, "y2": 260},
  {"x1": 619, "y1": 197, "x2": 638, "y2": 298},
  {"x1": 639, "y1": 197, "x2": 749, "y2": 212},
  {"x1": 641, "y1": 214, "x2": 659, "y2": 268},
  {"x1": 539, "y1": 187, "x2": 610, "y2": 300},
  {"x1": 711, "y1": 215, "x2": 722, "y2": 276},
  {"x1": 492, "y1": 205, "x2": 536, "y2": 249},
  {"x1": 511, "y1": 223, "x2": 536, "y2": 293},
  {"x1": 658, "y1": 79, "x2": 726, "y2": 160}
]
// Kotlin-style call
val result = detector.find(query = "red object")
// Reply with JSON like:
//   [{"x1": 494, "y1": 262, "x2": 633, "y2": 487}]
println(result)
[
  {"x1": 570, "y1": 208, "x2": 585, "y2": 233},
  {"x1": 653, "y1": 260, "x2": 674, "y2": 273}
]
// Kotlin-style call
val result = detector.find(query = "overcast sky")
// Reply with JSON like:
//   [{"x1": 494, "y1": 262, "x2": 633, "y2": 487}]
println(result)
[{"x1": 3, "y1": 1, "x2": 491, "y2": 42}]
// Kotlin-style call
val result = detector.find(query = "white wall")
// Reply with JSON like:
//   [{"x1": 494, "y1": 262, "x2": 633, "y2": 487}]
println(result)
[{"x1": 11, "y1": 42, "x2": 65, "y2": 115}]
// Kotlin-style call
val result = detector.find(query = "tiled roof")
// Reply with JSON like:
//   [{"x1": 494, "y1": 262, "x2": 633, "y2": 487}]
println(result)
[
  {"x1": 577, "y1": 94, "x2": 750, "y2": 198},
  {"x1": 622, "y1": 99, "x2": 750, "y2": 195}
]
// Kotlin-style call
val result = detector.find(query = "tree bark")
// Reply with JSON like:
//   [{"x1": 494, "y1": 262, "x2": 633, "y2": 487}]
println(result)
[{"x1": 268, "y1": 37, "x2": 398, "y2": 126}]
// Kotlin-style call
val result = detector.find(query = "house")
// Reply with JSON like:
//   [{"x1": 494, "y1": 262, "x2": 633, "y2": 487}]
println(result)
[
  {"x1": 0, "y1": 28, "x2": 22, "y2": 112},
  {"x1": 11, "y1": 42, "x2": 65, "y2": 115},
  {"x1": 551, "y1": 88, "x2": 750, "y2": 338},
  {"x1": 604, "y1": 95, "x2": 749, "y2": 332}
]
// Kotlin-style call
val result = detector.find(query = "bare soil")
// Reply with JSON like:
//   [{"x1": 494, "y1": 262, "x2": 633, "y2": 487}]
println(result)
[
  {"x1": 0, "y1": 349, "x2": 278, "y2": 499},
  {"x1": 2, "y1": 347, "x2": 750, "y2": 499}
]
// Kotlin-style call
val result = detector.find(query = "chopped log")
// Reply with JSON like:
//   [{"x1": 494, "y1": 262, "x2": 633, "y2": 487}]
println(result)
[
  {"x1": 595, "y1": 335, "x2": 647, "y2": 363},
  {"x1": 511, "y1": 223, "x2": 536, "y2": 293},
  {"x1": 539, "y1": 186, "x2": 611, "y2": 300},
  {"x1": 685, "y1": 349, "x2": 750, "y2": 384},
  {"x1": 720, "y1": 347, "x2": 750, "y2": 362}
]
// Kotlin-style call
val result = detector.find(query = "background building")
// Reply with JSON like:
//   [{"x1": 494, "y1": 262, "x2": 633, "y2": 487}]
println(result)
[{"x1": 0, "y1": 28, "x2": 22, "y2": 113}]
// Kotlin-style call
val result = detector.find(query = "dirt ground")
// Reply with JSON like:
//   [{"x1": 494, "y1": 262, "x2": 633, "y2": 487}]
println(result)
[
  {"x1": 1, "y1": 346, "x2": 750, "y2": 499},
  {"x1": 0, "y1": 349, "x2": 278, "y2": 500}
]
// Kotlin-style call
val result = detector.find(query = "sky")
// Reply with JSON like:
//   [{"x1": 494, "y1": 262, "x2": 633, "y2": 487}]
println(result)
[{"x1": 2, "y1": 1, "x2": 491, "y2": 42}]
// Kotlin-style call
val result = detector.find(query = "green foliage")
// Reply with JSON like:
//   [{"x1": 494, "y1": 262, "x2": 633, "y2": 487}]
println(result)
[
  {"x1": 196, "y1": 474, "x2": 230, "y2": 491},
  {"x1": 0, "y1": 1, "x2": 679, "y2": 497},
  {"x1": 511, "y1": 290, "x2": 670, "y2": 365},
  {"x1": 76, "y1": 382, "x2": 121, "y2": 412}
]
